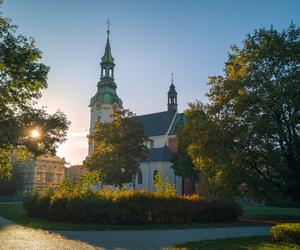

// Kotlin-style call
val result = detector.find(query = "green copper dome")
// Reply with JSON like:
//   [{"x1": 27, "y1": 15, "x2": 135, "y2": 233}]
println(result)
[
  {"x1": 101, "y1": 30, "x2": 114, "y2": 65},
  {"x1": 89, "y1": 26, "x2": 122, "y2": 108}
]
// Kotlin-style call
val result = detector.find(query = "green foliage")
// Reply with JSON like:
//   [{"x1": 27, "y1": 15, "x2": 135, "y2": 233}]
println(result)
[
  {"x1": 154, "y1": 171, "x2": 176, "y2": 196},
  {"x1": 271, "y1": 224, "x2": 300, "y2": 244},
  {"x1": 171, "y1": 121, "x2": 199, "y2": 185},
  {"x1": 84, "y1": 109, "x2": 148, "y2": 186},
  {"x1": 182, "y1": 24, "x2": 300, "y2": 203},
  {"x1": 23, "y1": 190, "x2": 52, "y2": 218},
  {"x1": 78, "y1": 170, "x2": 102, "y2": 191},
  {"x1": 23, "y1": 186, "x2": 241, "y2": 224},
  {"x1": 0, "y1": 9, "x2": 70, "y2": 179}
]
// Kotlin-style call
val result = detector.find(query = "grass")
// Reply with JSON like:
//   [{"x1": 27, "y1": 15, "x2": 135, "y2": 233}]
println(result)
[
  {"x1": 243, "y1": 205, "x2": 300, "y2": 222},
  {"x1": 0, "y1": 203, "x2": 299, "y2": 231},
  {"x1": 169, "y1": 236, "x2": 300, "y2": 250}
]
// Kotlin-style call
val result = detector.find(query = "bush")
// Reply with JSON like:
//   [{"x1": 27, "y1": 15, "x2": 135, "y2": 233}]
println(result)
[
  {"x1": 23, "y1": 187, "x2": 242, "y2": 224},
  {"x1": 23, "y1": 190, "x2": 52, "y2": 218},
  {"x1": 271, "y1": 223, "x2": 300, "y2": 244}
]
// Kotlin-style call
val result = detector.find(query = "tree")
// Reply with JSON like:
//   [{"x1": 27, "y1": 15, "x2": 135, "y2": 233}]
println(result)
[
  {"x1": 84, "y1": 109, "x2": 148, "y2": 187},
  {"x1": 171, "y1": 119, "x2": 199, "y2": 193},
  {"x1": 0, "y1": 10, "x2": 70, "y2": 179},
  {"x1": 153, "y1": 171, "x2": 176, "y2": 196},
  {"x1": 185, "y1": 24, "x2": 300, "y2": 204}
]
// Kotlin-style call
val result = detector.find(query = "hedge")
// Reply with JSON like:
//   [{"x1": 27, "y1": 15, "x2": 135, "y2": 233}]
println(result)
[
  {"x1": 23, "y1": 189, "x2": 242, "y2": 224},
  {"x1": 271, "y1": 223, "x2": 300, "y2": 244}
]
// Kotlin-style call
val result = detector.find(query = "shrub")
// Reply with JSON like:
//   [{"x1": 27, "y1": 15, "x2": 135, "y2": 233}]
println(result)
[
  {"x1": 23, "y1": 190, "x2": 52, "y2": 218},
  {"x1": 271, "y1": 223, "x2": 300, "y2": 244},
  {"x1": 23, "y1": 186, "x2": 242, "y2": 224}
]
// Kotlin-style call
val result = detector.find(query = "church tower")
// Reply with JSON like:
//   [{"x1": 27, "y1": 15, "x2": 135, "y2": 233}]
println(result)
[
  {"x1": 167, "y1": 73, "x2": 178, "y2": 112},
  {"x1": 88, "y1": 23, "x2": 122, "y2": 155}
]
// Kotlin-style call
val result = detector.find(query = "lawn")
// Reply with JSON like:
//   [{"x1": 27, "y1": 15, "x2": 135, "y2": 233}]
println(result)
[
  {"x1": 169, "y1": 236, "x2": 300, "y2": 250},
  {"x1": 0, "y1": 203, "x2": 299, "y2": 231},
  {"x1": 243, "y1": 205, "x2": 300, "y2": 222}
]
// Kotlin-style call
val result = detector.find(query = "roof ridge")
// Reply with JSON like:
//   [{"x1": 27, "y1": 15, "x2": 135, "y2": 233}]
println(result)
[{"x1": 135, "y1": 110, "x2": 175, "y2": 118}]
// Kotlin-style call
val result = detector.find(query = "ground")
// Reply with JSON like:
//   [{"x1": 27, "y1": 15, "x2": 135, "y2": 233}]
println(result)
[
  {"x1": 0, "y1": 215, "x2": 270, "y2": 250},
  {"x1": 0, "y1": 216, "x2": 101, "y2": 250},
  {"x1": 170, "y1": 236, "x2": 300, "y2": 250},
  {"x1": 0, "y1": 203, "x2": 299, "y2": 249}
]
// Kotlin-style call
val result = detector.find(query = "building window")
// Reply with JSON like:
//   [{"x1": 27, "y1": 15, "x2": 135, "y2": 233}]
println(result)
[
  {"x1": 36, "y1": 172, "x2": 42, "y2": 182},
  {"x1": 137, "y1": 169, "x2": 143, "y2": 184},
  {"x1": 46, "y1": 173, "x2": 53, "y2": 182},
  {"x1": 153, "y1": 170, "x2": 159, "y2": 183},
  {"x1": 56, "y1": 173, "x2": 62, "y2": 182}
]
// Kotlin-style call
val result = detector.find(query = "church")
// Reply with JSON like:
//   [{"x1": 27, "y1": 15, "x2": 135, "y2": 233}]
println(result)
[{"x1": 88, "y1": 27, "x2": 186, "y2": 194}]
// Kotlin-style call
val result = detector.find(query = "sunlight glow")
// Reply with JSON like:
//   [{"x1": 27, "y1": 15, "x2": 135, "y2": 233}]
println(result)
[{"x1": 30, "y1": 129, "x2": 40, "y2": 138}]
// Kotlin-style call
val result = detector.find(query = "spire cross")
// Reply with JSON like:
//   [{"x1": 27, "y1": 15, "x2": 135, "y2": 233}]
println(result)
[
  {"x1": 107, "y1": 18, "x2": 111, "y2": 33},
  {"x1": 171, "y1": 72, "x2": 174, "y2": 84}
]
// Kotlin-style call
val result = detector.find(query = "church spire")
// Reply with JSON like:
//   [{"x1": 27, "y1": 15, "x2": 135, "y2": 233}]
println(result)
[
  {"x1": 101, "y1": 18, "x2": 115, "y2": 79},
  {"x1": 168, "y1": 73, "x2": 178, "y2": 112}
]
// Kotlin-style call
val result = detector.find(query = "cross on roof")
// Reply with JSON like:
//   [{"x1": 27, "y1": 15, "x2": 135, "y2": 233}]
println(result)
[
  {"x1": 107, "y1": 18, "x2": 111, "y2": 32},
  {"x1": 171, "y1": 72, "x2": 174, "y2": 84}
]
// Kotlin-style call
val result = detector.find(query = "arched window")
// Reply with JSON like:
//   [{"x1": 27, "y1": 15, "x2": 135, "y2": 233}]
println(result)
[
  {"x1": 137, "y1": 169, "x2": 143, "y2": 184},
  {"x1": 153, "y1": 170, "x2": 159, "y2": 183},
  {"x1": 109, "y1": 68, "x2": 112, "y2": 77}
]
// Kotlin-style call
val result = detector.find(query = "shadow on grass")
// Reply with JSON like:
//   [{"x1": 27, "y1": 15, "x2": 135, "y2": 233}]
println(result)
[{"x1": 170, "y1": 236, "x2": 300, "y2": 250}]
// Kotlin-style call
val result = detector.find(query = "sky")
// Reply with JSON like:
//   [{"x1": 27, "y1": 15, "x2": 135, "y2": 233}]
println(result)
[{"x1": 2, "y1": 0, "x2": 300, "y2": 165}]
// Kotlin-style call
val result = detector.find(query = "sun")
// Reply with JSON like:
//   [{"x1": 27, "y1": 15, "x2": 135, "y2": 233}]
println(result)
[{"x1": 30, "y1": 129, "x2": 40, "y2": 138}]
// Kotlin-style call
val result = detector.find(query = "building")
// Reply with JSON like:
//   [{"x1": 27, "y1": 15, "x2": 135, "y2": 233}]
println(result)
[
  {"x1": 88, "y1": 26, "x2": 184, "y2": 193},
  {"x1": 13, "y1": 155, "x2": 66, "y2": 195},
  {"x1": 65, "y1": 164, "x2": 87, "y2": 181}
]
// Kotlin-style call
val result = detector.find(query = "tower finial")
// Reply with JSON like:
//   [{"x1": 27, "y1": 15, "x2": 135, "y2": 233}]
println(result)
[
  {"x1": 168, "y1": 73, "x2": 177, "y2": 112},
  {"x1": 107, "y1": 17, "x2": 111, "y2": 37}
]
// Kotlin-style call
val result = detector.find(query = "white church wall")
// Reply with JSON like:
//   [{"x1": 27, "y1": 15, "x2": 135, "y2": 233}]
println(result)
[
  {"x1": 135, "y1": 161, "x2": 182, "y2": 194},
  {"x1": 148, "y1": 135, "x2": 167, "y2": 148},
  {"x1": 89, "y1": 103, "x2": 115, "y2": 155}
]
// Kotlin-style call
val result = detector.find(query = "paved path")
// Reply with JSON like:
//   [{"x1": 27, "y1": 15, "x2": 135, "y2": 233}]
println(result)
[
  {"x1": 0, "y1": 217, "x2": 101, "y2": 250},
  {"x1": 59, "y1": 226, "x2": 271, "y2": 250},
  {"x1": 0, "y1": 216, "x2": 271, "y2": 250}
]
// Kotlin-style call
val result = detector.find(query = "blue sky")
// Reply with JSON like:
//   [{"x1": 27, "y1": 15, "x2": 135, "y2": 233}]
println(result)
[{"x1": 2, "y1": 0, "x2": 300, "y2": 164}]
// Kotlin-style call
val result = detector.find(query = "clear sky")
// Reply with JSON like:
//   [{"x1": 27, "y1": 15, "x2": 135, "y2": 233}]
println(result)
[{"x1": 2, "y1": 0, "x2": 300, "y2": 165}]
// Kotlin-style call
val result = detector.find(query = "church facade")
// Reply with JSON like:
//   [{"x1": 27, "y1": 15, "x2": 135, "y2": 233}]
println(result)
[{"x1": 88, "y1": 27, "x2": 184, "y2": 193}]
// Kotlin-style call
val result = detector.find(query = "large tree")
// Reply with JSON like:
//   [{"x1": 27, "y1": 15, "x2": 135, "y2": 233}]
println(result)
[
  {"x1": 84, "y1": 109, "x2": 148, "y2": 187},
  {"x1": 0, "y1": 10, "x2": 69, "y2": 179},
  {"x1": 171, "y1": 119, "x2": 199, "y2": 192},
  {"x1": 185, "y1": 24, "x2": 300, "y2": 203}
]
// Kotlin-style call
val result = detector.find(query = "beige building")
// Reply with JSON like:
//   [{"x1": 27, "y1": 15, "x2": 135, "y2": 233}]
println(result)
[{"x1": 13, "y1": 156, "x2": 66, "y2": 195}]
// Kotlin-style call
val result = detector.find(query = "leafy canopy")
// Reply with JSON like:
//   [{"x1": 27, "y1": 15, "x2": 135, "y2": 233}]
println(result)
[
  {"x1": 84, "y1": 109, "x2": 148, "y2": 187},
  {"x1": 183, "y1": 24, "x2": 300, "y2": 203},
  {"x1": 0, "y1": 10, "x2": 70, "y2": 179}
]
